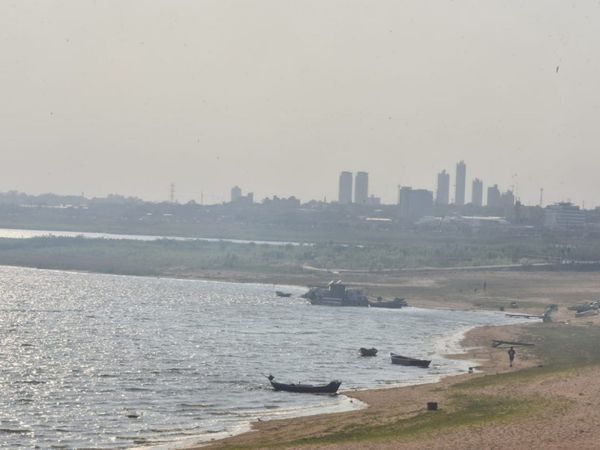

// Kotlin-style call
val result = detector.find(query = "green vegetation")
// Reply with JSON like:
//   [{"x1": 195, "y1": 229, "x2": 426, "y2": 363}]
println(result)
[
  {"x1": 278, "y1": 396, "x2": 545, "y2": 449},
  {"x1": 233, "y1": 324, "x2": 600, "y2": 449},
  {"x1": 0, "y1": 235, "x2": 596, "y2": 277}
]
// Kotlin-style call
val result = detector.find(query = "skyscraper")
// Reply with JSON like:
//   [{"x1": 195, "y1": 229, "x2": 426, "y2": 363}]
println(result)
[
  {"x1": 487, "y1": 184, "x2": 501, "y2": 208},
  {"x1": 338, "y1": 171, "x2": 353, "y2": 204},
  {"x1": 472, "y1": 178, "x2": 483, "y2": 206},
  {"x1": 436, "y1": 170, "x2": 450, "y2": 205},
  {"x1": 230, "y1": 186, "x2": 242, "y2": 202},
  {"x1": 354, "y1": 172, "x2": 368, "y2": 204},
  {"x1": 455, "y1": 160, "x2": 466, "y2": 206}
]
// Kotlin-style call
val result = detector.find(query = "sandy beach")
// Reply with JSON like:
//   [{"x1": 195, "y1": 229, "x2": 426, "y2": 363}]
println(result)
[{"x1": 184, "y1": 269, "x2": 600, "y2": 450}]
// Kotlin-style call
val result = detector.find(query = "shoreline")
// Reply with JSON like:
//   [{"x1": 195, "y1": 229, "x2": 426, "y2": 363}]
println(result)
[
  {"x1": 183, "y1": 320, "x2": 537, "y2": 450},
  {"x1": 4, "y1": 263, "x2": 600, "y2": 448}
]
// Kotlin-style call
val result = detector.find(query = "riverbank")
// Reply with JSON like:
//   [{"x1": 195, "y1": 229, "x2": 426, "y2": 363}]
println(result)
[
  {"x1": 183, "y1": 266, "x2": 600, "y2": 449},
  {"x1": 192, "y1": 318, "x2": 600, "y2": 449},
  {"x1": 187, "y1": 323, "x2": 533, "y2": 450},
  {"x1": 3, "y1": 244, "x2": 600, "y2": 448}
]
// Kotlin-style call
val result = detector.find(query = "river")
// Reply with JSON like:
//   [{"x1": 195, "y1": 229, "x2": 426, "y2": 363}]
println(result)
[{"x1": 0, "y1": 266, "x2": 534, "y2": 448}]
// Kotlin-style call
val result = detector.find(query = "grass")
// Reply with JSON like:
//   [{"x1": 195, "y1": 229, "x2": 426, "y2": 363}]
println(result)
[
  {"x1": 453, "y1": 324, "x2": 600, "y2": 390},
  {"x1": 223, "y1": 323, "x2": 600, "y2": 449},
  {"x1": 238, "y1": 395, "x2": 548, "y2": 449}
]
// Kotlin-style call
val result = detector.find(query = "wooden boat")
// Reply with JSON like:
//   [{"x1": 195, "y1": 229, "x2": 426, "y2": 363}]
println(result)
[
  {"x1": 267, "y1": 375, "x2": 341, "y2": 394},
  {"x1": 575, "y1": 309, "x2": 599, "y2": 318},
  {"x1": 390, "y1": 353, "x2": 431, "y2": 368},
  {"x1": 359, "y1": 347, "x2": 378, "y2": 357},
  {"x1": 368, "y1": 297, "x2": 408, "y2": 308},
  {"x1": 275, "y1": 291, "x2": 293, "y2": 298}
]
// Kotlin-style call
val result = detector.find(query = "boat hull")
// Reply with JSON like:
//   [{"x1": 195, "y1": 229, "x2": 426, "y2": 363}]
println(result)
[
  {"x1": 269, "y1": 380, "x2": 341, "y2": 394},
  {"x1": 390, "y1": 353, "x2": 431, "y2": 368},
  {"x1": 359, "y1": 347, "x2": 378, "y2": 357}
]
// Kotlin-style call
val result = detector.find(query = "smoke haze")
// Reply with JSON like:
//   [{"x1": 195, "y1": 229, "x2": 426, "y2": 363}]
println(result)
[{"x1": 1, "y1": 1, "x2": 599, "y2": 205}]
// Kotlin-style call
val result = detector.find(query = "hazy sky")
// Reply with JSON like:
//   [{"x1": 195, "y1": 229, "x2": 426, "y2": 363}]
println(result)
[{"x1": 1, "y1": 1, "x2": 599, "y2": 206}]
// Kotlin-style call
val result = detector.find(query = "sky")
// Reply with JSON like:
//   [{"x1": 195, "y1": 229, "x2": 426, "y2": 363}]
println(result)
[{"x1": 1, "y1": 1, "x2": 599, "y2": 206}]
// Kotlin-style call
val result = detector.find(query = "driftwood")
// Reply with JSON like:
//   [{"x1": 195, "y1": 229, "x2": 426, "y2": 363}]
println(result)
[
  {"x1": 505, "y1": 313, "x2": 544, "y2": 319},
  {"x1": 491, "y1": 340, "x2": 534, "y2": 348}
]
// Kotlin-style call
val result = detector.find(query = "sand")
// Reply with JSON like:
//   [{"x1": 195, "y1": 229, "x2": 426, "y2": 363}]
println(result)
[{"x1": 186, "y1": 269, "x2": 600, "y2": 450}]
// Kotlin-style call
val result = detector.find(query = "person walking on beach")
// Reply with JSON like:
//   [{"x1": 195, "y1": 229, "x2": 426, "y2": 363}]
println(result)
[{"x1": 508, "y1": 347, "x2": 516, "y2": 367}]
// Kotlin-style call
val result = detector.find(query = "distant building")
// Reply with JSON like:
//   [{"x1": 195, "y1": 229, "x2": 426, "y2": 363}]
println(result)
[
  {"x1": 455, "y1": 161, "x2": 466, "y2": 206},
  {"x1": 436, "y1": 170, "x2": 450, "y2": 205},
  {"x1": 544, "y1": 203, "x2": 585, "y2": 230},
  {"x1": 354, "y1": 172, "x2": 369, "y2": 204},
  {"x1": 398, "y1": 186, "x2": 434, "y2": 220},
  {"x1": 472, "y1": 178, "x2": 483, "y2": 207},
  {"x1": 410, "y1": 189, "x2": 434, "y2": 219},
  {"x1": 366, "y1": 195, "x2": 381, "y2": 206},
  {"x1": 338, "y1": 171, "x2": 353, "y2": 204},
  {"x1": 261, "y1": 196, "x2": 301, "y2": 207},
  {"x1": 487, "y1": 184, "x2": 501, "y2": 208},
  {"x1": 230, "y1": 186, "x2": 242, "y2": 203},
  {"x1": 501, "y1": 190, "x2": 515, "y2": 209},
  {"x1": 416, "y1": 215, "x2": 510, "y2": 231},
  {"x1": 230, "y1": 186, "x2": 253, "y2": 205},
  {"x1": 398, "y1": 186, "x2": 412, "y2": 217}
]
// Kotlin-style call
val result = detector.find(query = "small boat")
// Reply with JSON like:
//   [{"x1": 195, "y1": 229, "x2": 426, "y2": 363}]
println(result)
[
  {"x1": 275, "y1": 291, "x2": 293, "y2": 298},
  {"x1": 359, "y1": 347, "x2": 378, "y2": 357},
  {"x1": 368, "y1": 297, "x2": 408, "y2": 308},
  {"x1": 390, "y1": 353, "x2": 431, "y2": 368},
  {"x1": 267, "y1": 375, "x2": 341, "y2": 394}
]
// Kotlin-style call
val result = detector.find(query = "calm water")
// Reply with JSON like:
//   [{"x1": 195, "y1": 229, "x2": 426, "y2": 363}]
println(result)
[
  {"x1": 0, "y1": 266, "x2": 533, "y2": 448},
  {"x1": 0, "y1": 227, "x2": 310, "y2": 247}
]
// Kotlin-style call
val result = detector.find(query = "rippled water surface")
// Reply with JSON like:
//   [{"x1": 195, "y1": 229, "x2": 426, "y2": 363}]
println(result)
[
  {"x1": 0, "y1": 266, "x2": 530, "y2": 448},
  {"x1": 0, "y1": 227, "x2": 308, "y2": 246}
]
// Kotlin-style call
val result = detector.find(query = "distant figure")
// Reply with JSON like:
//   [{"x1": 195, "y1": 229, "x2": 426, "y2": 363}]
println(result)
[
  {"x1": 508, "y1": 347, "x2": 516, "y2": 367},
  {"x1": 483, "y1": 281, "x2": 487, "y2": 291}
]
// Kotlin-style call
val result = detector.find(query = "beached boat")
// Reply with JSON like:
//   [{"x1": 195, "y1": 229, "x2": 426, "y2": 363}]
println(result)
[
  {"x1": 267, "y1": 375, "x2": 341, "y2": 394},
  {"x1": 275, "y1": 291, "x2": 292, "y2": 298},
  {"x1": 368, "y1": 297, "x2": 408, "y2": 308},
  {"x1": 575, "y1": 309, "x2": 599, "y2": 318},
  {"x1": 390, "y1": 353, "x2": 431, "y2": 368},
  {"x1": 359, "y1": 347, "x2": 378, "y2": 357}
]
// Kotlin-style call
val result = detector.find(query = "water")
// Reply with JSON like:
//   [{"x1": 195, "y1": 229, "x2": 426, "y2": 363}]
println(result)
[
  {"x1": 0, "y1": 227, "x2": 310, "y2": 247},
  {"x1": 0, "y1": 266, "x2": 534, "y2": 448}
]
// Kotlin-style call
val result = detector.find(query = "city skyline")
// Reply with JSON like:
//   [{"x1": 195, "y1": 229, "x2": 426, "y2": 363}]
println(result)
[
  {"x1": 1, "y1": 1, "x2": 599, "y2": 207},
  {"x1": 0, "y1": 157, "x2": 589, "y2": 209}
]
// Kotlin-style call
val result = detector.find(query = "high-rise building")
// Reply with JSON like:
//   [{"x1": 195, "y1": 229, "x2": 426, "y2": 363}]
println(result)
[
  {"x1": 436, "y1": 170, "x2": 450, "y2": 205},
  {"x1": 472, "y1": 178, "x2": 483, "y2": 206},
  {"x1": 230, "y1": 186, "x2": 242, "y2": 202},
  {"x1": 398, "y1": 186, "x2": 434, "y2": 220},
  {"x1": 354, "y1": 172, "x2": 368, "y2": 204},
  {"x1": 455, "y1": 161, "x2": 466, "y2": 205},
  {"x1": 338, "y1": 171, "x2": 353, "y2": 204},
  {"x1": 501, "y1": 190, "x2": 515, "y2": 209},
  {"x1": 398, "y1": 186, "x2": 412, "y2": 217},
  {"x1": 487, "y1": 184, "x2": 501, "y2": 208},
  {"x1": 230, "y1": 186, "x2": 253, "y2": 205}
]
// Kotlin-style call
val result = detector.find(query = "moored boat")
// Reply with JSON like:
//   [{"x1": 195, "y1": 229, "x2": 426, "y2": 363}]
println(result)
[
  {"x1": 368, "y1": 297, "x2": 408, "y2": 308},
  {"x1": 267, "y1": 375, "x2": 341, "y2": 394},
  {"x1": 275, "y1": 291, "x2": 292, "y2": 297},
  {"x1": 359, "y1": 347, "x2": 378, "y2": 357},
  {"x1": 390, "y1": 352, "x2": 431, "y2": 368}
]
